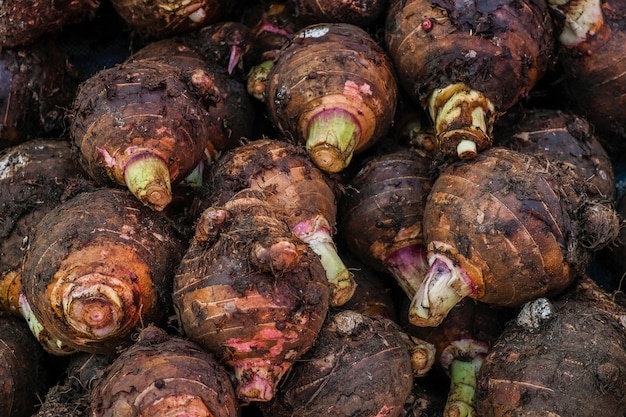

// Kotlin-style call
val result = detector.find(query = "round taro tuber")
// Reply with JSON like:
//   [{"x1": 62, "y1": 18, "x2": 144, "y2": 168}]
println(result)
[
  {"x1": 173, "y1": 188, "x2": 330, "y2": 403},
  {"x1": 475, "y1": 276, "x2": 626, "y2": 416},
  {"x1": 385, "y1": 0, "x2": 555, "y2": 159},
  {"x1": 0, "y1": 138, "x2": 93, "y2": 317},
  {"x1": 0, "y1": 39, "x2": 79, "y2": 150},
  {"x1": 547, "y1": 0, "x2": 626, "y2": 153},
  {"x1": 109, "y1": 0, "x2": 233, "y2": 38},
  {"x1": 0, "y1": 313, "x2": 52, "y2": 417},
  {"x1": 70, "y1": 35, "x2": 253, "y2": 211},
  {"x1": 200, "y1": 138, "x2": 355, "y2": 307},
  {"x1": 259, "y1": 310, "x2": 414, "y2": 417},
  {"x1": 494, "y1": 107, "x2": 616, "y2": 201},
  {"x1": 408, "y1": 146, "x2": 620, "y2": 327},
  {"x1": 265, "y1": 22, "x2": 398, "y2": 173},
  {"x1": 20, "y1": 187, "x2": 185, "y2": 355},
  {"x1": 339, "y1": 145, "x2": 436, "y2": 303},
  {"x1": 91, "y1": 325, "x2": 238, "y2": 417}
]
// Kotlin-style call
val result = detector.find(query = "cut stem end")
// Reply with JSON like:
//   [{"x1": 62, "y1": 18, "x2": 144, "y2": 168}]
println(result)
[
  {"x1": 306, "y1": 109, "x2": 360, "y2": 173},
  {"x1": 124, "y1": 154, "x2": 172, "y2": 211}
]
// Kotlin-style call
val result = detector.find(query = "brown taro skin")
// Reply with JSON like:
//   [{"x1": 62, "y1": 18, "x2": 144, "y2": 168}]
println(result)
[
  {"x1": 553, "y1": 0, "x2": 626, "y2": 153},
  {"x1": 173, "y1": 189, "x2": 330, "y2": 403},
  {"x1": 20, "y1": 188, "x2": 185, "y2": 355},
  {"x1": 265, "y1": 23, "x2": 398, "y2": 171},
  {"x1": 91, "y1": 325, "x2": 238, "y2": 417},
  {"x1": 198, "y1": 138, "x2": 338, "y2": 231},
  {"x1": 424, "y1": 147, "x2": 587, "y2": 306},
  {"x1": 494, "y1": 107, "x2": 616, "y2": 201},
  {"x1": 0, "y1": 40, "x2": 79, "y2": 150},
  {"x1": 69, "y1": 43, "x2": 227, "y2": 209},
  {"x1": 385, "y1": 0, "x2": 555, "y2": 154},
  {"x1": 339, "y1": 146, "x2": 435, "y2": 292},
  {"x1": 109, "y1": 0, "x2": 231, "y2": 38},
  {"x1": 0, "y1": 313, "x2": 51, "y2": 417},
  {"x1": 0, "y1": 139, "x2": 92, "y2": 316},
  {"x1": 0, "y1": 0, "x2": 99, "y2": 48},
  {"x1": 260, "y1": 310, "x2": 413, "y2": 417},
  {"x1": 124, "y1": 37, "x2": 255, "y2": 159},
  {"x1": 475, "y1": 276, "x2": 626, "y2": 416}
]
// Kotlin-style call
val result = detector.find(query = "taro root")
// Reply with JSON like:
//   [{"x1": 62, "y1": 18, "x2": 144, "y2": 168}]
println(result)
[
  {"x1": 547, "y1": 0, "x2": 626, "y2": 153},
  {"x1": 91, "y1": 325, "x2": 238, "y2": 417},
  {"x1": 109, "y1": 0, "x2": 233, "y2": 38},
  {"x1": 265, "y1": 22, "x2": 398, "y2": 173},
  {"x1": 0, "y1": 39, "x2": 79, "y2": 150},
  {"x1": 494, "y1": 107, "x2": 616, "y2": 201},
  {"x1": 173, "y1": 188, "x2": 330, "y2": 403},
  {"x1": 0, "y1": 313, "x2": 52, "y2": 417},
  {"x1": 405, "y1": 299, "x2": 512, "y2": 417},
  {"x1": 385, "y1": 0, "x2": 555, "y2": 159},
  {"x1": 259, "y1": 310, "x2": 414, "y2": 417},
  {"x1": 200, "y1": 138, "x2": 355, "y2": 307},
  {"x1": 20, "y1": 188, "x2": 185, "y2": 355},
  {"x1": 70, "y1": 35, "x2": 254, "y2": 211},
  {"x1": 409, "y1": 146, "x2": 620, "y2": 327},
  {"x1": 34, "y1": 353, "x2": 112, "y2": 417},
  {"x1": 0, "y1": 0, "x2": 98, "y2": 48},
  {"x1": 339, "y1": 146, "x2": 436, "y2": 303},
  {"x1": 288, "y1": 0, "x2": 387, "y2": 26},
  {"x1": 0, "y1": 138, "x2": 92, "y2": 317},
  {"x1": 475, "y1": 276, "x2": 626, "y2": 416}
]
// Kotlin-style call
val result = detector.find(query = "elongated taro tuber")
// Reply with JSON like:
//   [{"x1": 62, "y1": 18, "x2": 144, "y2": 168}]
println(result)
[
  {"x1": 385, "y1": 0, "x2": 555, "y2": 159},
  {"x1": 265, "y1": 22, "x2": 398, "y2": 173},
  {"x1": 409, "y1": 146, "x2": 620, "y2": 327},
  {"x1": 173, "y1": 188, "x2": 330, "y2": 403},
  {"x1": 340, "y1": 145, "x2": 436, "y2": 303},
  {"x1": 0, "y1": 39, "x2": 79, "y2": 150},
  {"x1": 475, "y1": 276, "x2": 626, "y2": 416},
  {"x1": 91, "y1": 325, "x2": 238, "y2": 417},
  {"x1": 200, "y1": 138, "x2": 355, "y2": 306},
  {"x1": 20, "y1": 188, "x2": 185, "y2": 355},
  {"x1": 70, "y1": 35, "x2": 253, "y2": 210},
  {"x1": 494, "y1": 107, "x2": 616, "y2": 201},
  {"x1": 0, "y1": 139, "x2": 92, "y2": 316},
  {"x1": 260, "y1": 310, "x2": 414, "y2": 417},
  {"x1": 0, "y1": 313, "x2": 52, "y2": 417}
]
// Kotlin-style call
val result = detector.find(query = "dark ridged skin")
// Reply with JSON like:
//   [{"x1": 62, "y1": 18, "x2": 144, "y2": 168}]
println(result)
[
  {"x1": 385, "y1": 0, "x2": 555, "y2": 111},
  {"x1": 0, "y1": 0, "x2": 98, "y2": 48},
  {"x1": 552, "y1": 0, "x2": 626, "y2": 153},
  {"x1": 494, "y1": 107, "x2": 616, "y2": 201},
  {"x1": 0, "y1": 40, "x2": 78, "y2": 150},
  {"x1": 0, "y1": 313, "x2": 51, "y2": 417},
  {"x1": 91, "y1": 326, "x2": 238, "y2": 417},
  {"x1": 260, "y1": 310, "x2": 413, "y2": 417},
  {"x1": 0, "y1": 139, "x2": 92, "y2": 316},
  {"x1": 476, "y1": 276, "x2": 626, "y2": 416},
  {"x1": 174, "y1": 189, "x2": 330, "y2": 403},
  {"x1": 340, "y1": 146, "x2": 435, "y2": 274}
]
